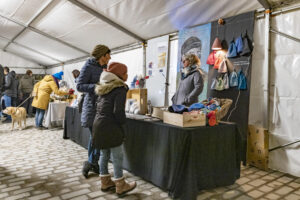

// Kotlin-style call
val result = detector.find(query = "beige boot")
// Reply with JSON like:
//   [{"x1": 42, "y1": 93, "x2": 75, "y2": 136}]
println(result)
[
  {"x1": 100, "y1": 174, "x2": 115, "y2": 191},
  {"x1": 114, "y1": 176, "x2": 137, "y2": 196}
]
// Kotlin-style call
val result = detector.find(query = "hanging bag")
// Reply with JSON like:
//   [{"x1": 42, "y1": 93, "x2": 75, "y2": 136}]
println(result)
[
  {"x1": 206, "y1": 51, "x2": 216, "y2": 65},
  {"x1": 241, "y1": 32, "x2": 253, "y2": 56},
  {"x1": 211, "y1": 77, "x2": 217, "y2": 90},
  {"x1": 223, "y1": 73, "x2": 229, "y2": 89},
  {"x1": 214, "y1": 56, "x2": 222, "y2": 69},
  {"x1": 238, "y1": 70, "x2": 247, "y2": 90},
  {"x1": 218, "y1": 59, "x2": 228, "y2": 73},
  {"x1": 215, "y1": 76, "x2": 224, "y2": 91},
  {"x1": 235, "y1": 35, "x2": 243, "y2": 54},
  {"x1": 227, "y1": 40, "x2": 237, "y2": 58},
  {"x1": 229, "y1": 70, "x2": 238, "y2": 87}
]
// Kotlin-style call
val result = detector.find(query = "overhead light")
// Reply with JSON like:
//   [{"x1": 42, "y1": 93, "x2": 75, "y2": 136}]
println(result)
[{"x1": 211, "y1": 37, "x2": 222, "y2": 50}]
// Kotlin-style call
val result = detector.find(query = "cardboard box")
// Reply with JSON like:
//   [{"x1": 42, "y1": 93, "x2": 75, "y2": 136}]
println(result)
[
  {"x1": 163, "y1": 111, "x2": 206, "y2": 127},
  {"x1": 247, "y1": 125, "x2": 269, "y2": 170},
  {"x1": 126, "y1": 89, "x2": 147, "y2": 115}
]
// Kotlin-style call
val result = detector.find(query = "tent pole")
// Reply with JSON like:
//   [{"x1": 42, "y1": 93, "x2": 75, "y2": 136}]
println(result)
[
  {"x1": 263, "y1": 9, "x2": 271, "y2": 130},
  {"x1": 143, "y1": 43, "x2": 146, "y2": 77},
  {"x1": 164, "y1": 37, "x2": 171, "y2": 107}
]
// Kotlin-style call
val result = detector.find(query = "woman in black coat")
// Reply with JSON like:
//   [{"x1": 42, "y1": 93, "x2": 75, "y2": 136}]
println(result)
[{"x1": 93, "y1": 62, "x2": 136, "y2": 196}]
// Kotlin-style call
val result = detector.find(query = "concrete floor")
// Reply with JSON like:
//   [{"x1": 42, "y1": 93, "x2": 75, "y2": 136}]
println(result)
[{"x1": 0, "y1": 118, "x2": 299, "y2": 200}]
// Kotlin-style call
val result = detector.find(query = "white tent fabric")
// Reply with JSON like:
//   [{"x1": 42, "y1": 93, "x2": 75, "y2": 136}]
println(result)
[
  {"x1": 0, "y1": 0, "x2": 262, "y2": 67},
  {"x1": 249, "y1": 9, "x2": 300, "y2": 177}
]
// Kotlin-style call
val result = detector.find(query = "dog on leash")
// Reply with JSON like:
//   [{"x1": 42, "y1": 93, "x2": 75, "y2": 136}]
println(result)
[{"x1": 2, "y1": 107, "x2": 27, "y2": 130}]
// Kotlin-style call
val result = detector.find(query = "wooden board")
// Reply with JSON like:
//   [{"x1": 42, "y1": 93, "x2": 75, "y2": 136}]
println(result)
[{"x1": 163, "y1": 111, "x2": 206, "y2": 127}]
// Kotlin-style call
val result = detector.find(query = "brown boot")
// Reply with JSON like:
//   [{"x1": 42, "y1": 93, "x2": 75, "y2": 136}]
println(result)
[
  {"x1": 100, "y1": 174, "x2": 115, "y2": 191},
  {"x1": 114, "y1": 176, "x2": 136, "y2": 196}
]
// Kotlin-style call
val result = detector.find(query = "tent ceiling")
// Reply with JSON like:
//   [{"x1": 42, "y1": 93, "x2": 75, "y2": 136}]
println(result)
[{"x1": 2, "y1": 0, "x2": 291, "y2": 68}]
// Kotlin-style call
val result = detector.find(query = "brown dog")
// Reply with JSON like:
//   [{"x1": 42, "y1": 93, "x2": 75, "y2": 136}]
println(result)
[{"x1": 3, "y1": 107, "x2": 27, "y2": 130}]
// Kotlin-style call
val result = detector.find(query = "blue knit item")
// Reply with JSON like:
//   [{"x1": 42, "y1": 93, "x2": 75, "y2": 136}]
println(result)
[
  {"x1": 188, "y1": 103, "x2": 205, "y2": 112},
  {"x1": 53, "y1": 71, "x2": 64, "y2": 80}
]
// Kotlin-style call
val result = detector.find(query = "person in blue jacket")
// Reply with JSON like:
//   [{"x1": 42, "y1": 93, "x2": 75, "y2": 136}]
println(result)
[{"x1": 76, "y1": 44, "x2": 111, "y2": 178}]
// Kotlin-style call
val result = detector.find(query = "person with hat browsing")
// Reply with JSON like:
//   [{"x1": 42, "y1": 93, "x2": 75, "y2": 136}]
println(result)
[
  {"x1": 76, "y1": 44, "x2": 111, "y2": 178},
  {"x1": 32, "y1": 71, "x2": 69, "y2": 129},
  {"x1": 92, "y1": 62, "x2": 136, "y2": 195}
]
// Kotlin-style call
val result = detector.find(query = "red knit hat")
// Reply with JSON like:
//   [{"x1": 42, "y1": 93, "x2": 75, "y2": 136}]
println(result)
[{"x1": 106, "y1": 62, "x2": 127, "y2": 80}]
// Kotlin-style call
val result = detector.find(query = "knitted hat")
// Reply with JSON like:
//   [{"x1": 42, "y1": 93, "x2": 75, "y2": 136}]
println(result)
[
  {"x1": 106, "y1": 62, "x2": 127, "y2": 80},
  {"x1": 53, "y1": 71, "x2": 64, "y2": 80},
  {"x1": 91, "y1": 45, "x2": 110, "y2": 60}
]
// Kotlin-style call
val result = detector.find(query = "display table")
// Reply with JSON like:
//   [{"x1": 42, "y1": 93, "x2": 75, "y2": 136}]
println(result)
[
  {"x1": 64, "y1": 106, "x2": 242, "y2": 200},
  {"x1": 44, "y1": 102, "x2": 69, "y2": 128}
]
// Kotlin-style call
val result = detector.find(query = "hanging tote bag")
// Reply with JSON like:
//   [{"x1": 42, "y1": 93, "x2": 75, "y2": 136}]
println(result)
[
  {"x1": 238, "y1": 70, "x2": 247, "y2": 90},
  {"x1": 211, "y1": 77, "x2": 217, "y2": 90},
  {"x1": 215, "y1": 76, "x2": 224, "y2": 91},
  {"x1": 235, "y1": 35, "x2": 243, "y2": 54},
  {"x1": 206, "y1": 51, "x2": 216, "y2": 65},
  {"x1": 218, "y1": 59, "x2": 228, "y2": 73},
  {"x1": 229, "y1": 70, "x2": 238, "y2": 87},
  {"x1": 223, "y1": 73, "x2": 229, "y2": 89},
  {"x1": 241, "y1": 32, "x2": 253, "y2": 56},
  {"x1": 227, "y1": 40, "x2": 237, "y2": 58}
]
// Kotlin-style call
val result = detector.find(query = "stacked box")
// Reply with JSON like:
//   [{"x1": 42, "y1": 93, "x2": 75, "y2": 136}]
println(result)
[{"x1": 247, "y1": 125, "x2": 269, "y2": 170}]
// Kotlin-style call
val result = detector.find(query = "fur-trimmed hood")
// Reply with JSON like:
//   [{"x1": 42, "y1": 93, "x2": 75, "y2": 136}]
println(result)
[{"x1": 95, "y1": 71, "x2": 128, "y2": 95}]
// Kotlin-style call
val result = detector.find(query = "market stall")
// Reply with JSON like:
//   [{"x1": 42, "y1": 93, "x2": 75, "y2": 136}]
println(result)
[{"x1": 63, "y1": 106, "x2": 242, "y2": 199}]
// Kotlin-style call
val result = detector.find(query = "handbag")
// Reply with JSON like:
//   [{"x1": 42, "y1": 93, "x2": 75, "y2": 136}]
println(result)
[
  {"x1": 223, "y1": 73, "x2": 229, "y2": 89},
  {"x1": 78, "y1": 93, "x2": 85, "y2": 113}
]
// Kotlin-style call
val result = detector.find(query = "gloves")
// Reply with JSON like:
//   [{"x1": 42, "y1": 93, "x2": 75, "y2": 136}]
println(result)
[
  {"x1": 68, "y1": 89, "x2": 75, "y2": 95},
  {"x1": 31, "y1": 92, "x2": 37, "y2": 97}
]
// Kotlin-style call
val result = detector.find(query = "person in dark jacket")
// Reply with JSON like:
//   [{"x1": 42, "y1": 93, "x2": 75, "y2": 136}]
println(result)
[
  {"x1": 93, "y1": 62, "x2": 136, "y2": 195},
  {"x1": 172, "y1": 53, "x2": 204, "y2": 106},
  {"x1": 2, "y1": 68, "x2": 18, "y2": 122},
  {"x1": 76, "y1": 44, "x2": 111, "y2": 178},
  {"x1": 19, "y1": 70, "x2": 35, "y2": 117}
]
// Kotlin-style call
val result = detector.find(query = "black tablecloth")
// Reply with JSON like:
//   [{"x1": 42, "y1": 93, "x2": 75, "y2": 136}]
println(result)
[{"x1": 64, "y1": 106, "x2": 241, "y2": 200}]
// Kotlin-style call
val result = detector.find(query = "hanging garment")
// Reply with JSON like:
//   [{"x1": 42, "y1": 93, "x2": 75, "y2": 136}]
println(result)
[
  {"x1": 206, "y1": 51, "x2": 216, "y2": 65},
  {"x1": 238, "y1": 70, "x2": 247, "y2": 90},
  {"x1": 211, "y1": 78, "x2": 217, "y2": 90},
  {"x1": 227, "y1": 40, "x2": 237, "y2": 58},
  {"x1": 229, "y1": 70, "x2": 238, "y2": 87},
  {"x1": 223, "y1": 73, "x2": 229, "y2": 89},
  {"x1": 241, "y1": 34, "x2": 253, "y2": 56},
  {"x1": 215, "y1": 76, "x2": 224, "y2": 91},
  {"x1": 218, "y1": 59, "x2": 228, "y2": 73},
  {"x1": 235, "y1": 35, "x2": 243, "y2": 54}
]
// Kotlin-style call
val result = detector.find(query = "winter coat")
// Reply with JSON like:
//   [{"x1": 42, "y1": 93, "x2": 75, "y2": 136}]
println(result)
[
  {"x1": 32, "y1": 75, "x2": 68, "y2": 110},
  {"x1": 172, "y1": 66, "x2": 204, "y2": 106},
  {"x1": 4, "y1": 71, "x2": 18, "y2": 98},
  {"x1": 0, "y1": 65, "x2": 4, "y2": 93},
  {"x1": 92, "y1": 71, "x2": 128, "y2": 149},
  {"x1": 19, "y1": 74, "x2": 34, "y2": 94},
  {"x1": 76, "y1": 58, "x2": 106, "y2": 127}
]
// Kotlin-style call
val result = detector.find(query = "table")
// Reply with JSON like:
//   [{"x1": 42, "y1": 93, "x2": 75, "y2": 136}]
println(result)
[
  {"x1": 64, "y1": 106, "x2": 242, "y2": 200},
  {"x1": 44, "y1": 102, "x2": 69, "y2": 128}
]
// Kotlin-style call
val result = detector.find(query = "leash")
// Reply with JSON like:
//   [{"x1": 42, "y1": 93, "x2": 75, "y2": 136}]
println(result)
[{"x1": 16, "y1": 95, "x2": 33, "y2": 109}]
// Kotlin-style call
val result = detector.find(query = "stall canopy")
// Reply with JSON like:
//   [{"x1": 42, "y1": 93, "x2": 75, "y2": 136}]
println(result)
[{"x1": 0, "y1": 0, "x2": 277, "y2": 67}]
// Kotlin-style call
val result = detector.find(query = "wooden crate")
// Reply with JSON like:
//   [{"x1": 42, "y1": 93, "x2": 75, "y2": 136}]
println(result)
[
  {"x1": 247, "y1": 125, "x2": 269, "y2": 170},
  {"x1": 163, "y1": 111, "x2": 206, "y2": 127},
  {"x1": 126, "y1": 88, "x2": 147, "y2": 115}
]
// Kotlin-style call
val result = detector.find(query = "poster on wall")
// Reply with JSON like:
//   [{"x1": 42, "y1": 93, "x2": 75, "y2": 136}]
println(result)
[
  {"x1": 145, "y1": 35, "x2": 169, "y2": 106},
  {"x1": 177, "y1": 23, "x2": 211, "y2": 102}
]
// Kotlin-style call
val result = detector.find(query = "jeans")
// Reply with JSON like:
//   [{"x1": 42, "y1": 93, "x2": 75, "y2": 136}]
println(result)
[
  {"x1": 3, "y1": 95, "x2": 12, "y2": 120},
  {"x1": 87, "y1": 127, "x2": 100, "y2": 168},
  {"x1": 35, "y1": 108, "x2": 45, "y2": 127},
  {"x1": 100, "y1": 145, "x2": 123, "y2": 178}
]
